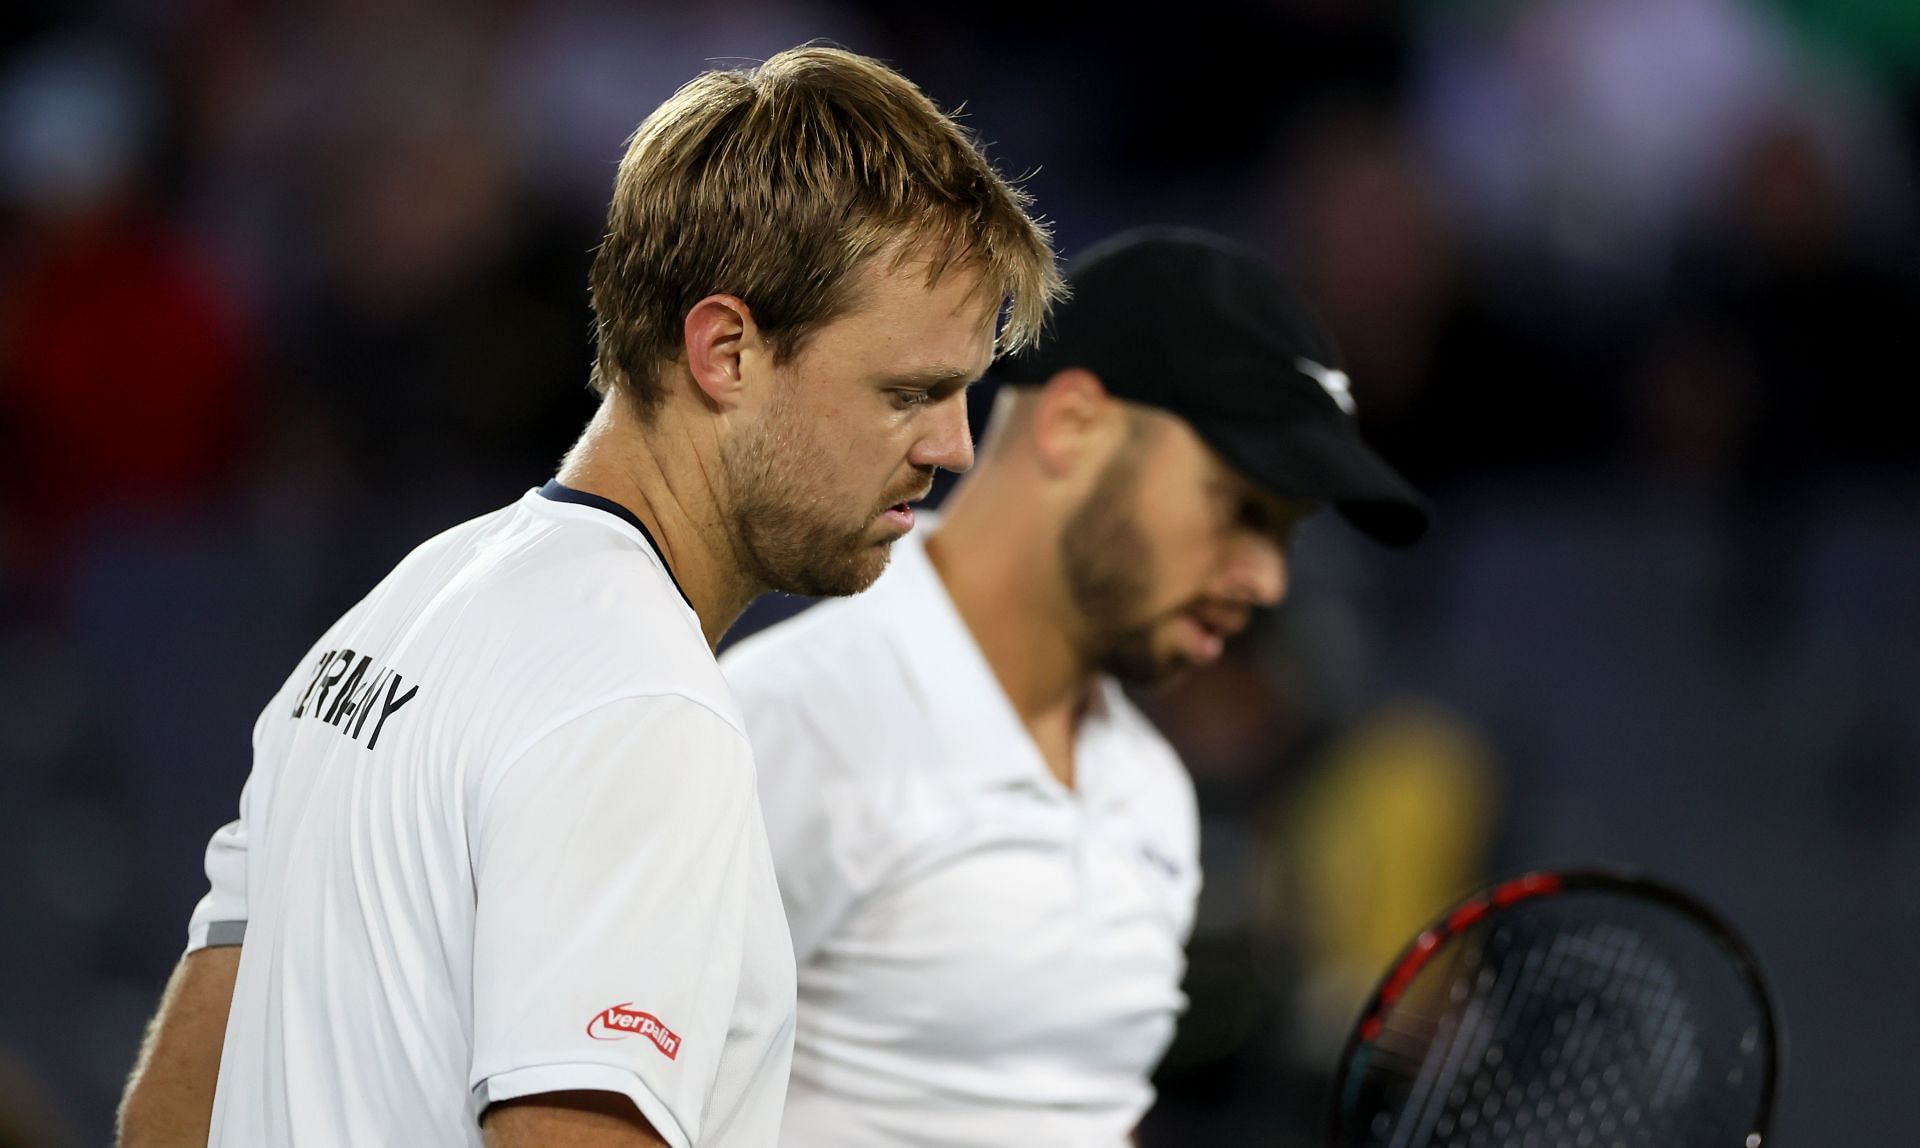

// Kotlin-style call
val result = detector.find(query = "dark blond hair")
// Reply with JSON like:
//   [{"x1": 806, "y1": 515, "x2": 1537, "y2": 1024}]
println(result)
[{"x1": 588, "y1": 46, "x2": 1063, "y2": 414}]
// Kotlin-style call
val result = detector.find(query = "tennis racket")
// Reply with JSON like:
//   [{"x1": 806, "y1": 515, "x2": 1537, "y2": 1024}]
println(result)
[{"x1": 1326, "y1": 868, "x2": 1781, "y2": 1148}]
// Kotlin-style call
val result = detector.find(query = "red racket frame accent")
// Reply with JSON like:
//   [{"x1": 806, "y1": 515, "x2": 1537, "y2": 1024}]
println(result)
[
  {"x1": 1354, "y1": 873, "x2": 1564, "y2": 1044},
  {"x1": 1326, "y1": 866, "x2": 1783, "y2": 1147}
]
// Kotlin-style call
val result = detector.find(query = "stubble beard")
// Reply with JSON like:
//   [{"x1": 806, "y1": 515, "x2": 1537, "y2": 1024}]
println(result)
[
  {"x1": 1059, "y1": 451, "x2": 1190, "y2": 688},
  {"x1": 723, "y1": 392, "x2": 899, "y2": 599}
]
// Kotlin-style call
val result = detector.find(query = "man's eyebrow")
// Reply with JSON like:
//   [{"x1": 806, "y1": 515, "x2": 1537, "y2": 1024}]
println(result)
[{"x1": 886, "y1": 366, "x2": 981, "y2": 386}]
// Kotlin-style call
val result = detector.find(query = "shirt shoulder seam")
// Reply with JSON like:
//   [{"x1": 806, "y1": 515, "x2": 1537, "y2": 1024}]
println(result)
[{"x1": 474, "y1": 691, "x2": 752, "y2": 831}]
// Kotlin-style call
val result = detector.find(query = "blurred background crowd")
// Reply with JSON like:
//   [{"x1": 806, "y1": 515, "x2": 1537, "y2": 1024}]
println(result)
[{"x1": 1, "y1": 1, "x2": 1916, "y2": 1144}]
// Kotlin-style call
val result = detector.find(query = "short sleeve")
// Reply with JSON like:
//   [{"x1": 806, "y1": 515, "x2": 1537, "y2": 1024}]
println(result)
[
  {"x1": 467, "y1": 695, "x2": 775, "y2": 1148},
  {"x1": 727, "y1": 680, "x2": 867, "y2": 964},
  {"x1": 186, "y1": 701, "x2": 277, "y2": 952},
  {"x1": 185, "y1": 791, "x2": 250, "y2": 951}
]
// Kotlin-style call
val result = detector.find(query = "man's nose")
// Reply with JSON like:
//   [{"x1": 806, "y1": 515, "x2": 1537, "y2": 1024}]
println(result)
[
  {"x1": 911, "y1": 395, "x2": 975, "y2": 473},
  {"x1": 1227, "y1": 532, "x2": 1288, "y2": 607}
]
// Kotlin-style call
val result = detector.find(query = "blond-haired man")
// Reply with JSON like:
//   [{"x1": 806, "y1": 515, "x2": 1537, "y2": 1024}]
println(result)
[{"x1": 117, "y1": 47, "x2": 1060, "y2": 1148}]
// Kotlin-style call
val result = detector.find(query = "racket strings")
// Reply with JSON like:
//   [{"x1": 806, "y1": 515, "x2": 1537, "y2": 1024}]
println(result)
[{"x1": 1337, "y1": 895, "x2": 1773, "y2": 1148}]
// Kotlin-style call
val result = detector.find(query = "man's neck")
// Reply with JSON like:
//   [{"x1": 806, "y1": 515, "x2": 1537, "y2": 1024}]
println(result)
[
  {"x1": 556, "y1": 395, "x2": 761, "y2": 650},
  {"x1": 926, "y1": 477, "x2": 1098, "y2": 783}
]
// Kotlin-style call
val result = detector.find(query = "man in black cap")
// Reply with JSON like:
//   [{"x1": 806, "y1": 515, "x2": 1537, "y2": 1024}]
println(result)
[{"x1": 719, "y1": 227, "x2": 1427, "y2": 1146}]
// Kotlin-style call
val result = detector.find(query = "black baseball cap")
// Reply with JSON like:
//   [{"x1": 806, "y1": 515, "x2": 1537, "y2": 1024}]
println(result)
[{"x1": 997, "y1": 227, "x2": 1431, "y2": 547}]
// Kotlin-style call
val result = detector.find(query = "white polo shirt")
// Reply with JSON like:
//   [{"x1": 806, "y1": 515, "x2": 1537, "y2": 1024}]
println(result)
[
  {"x1": 186, "y1": 483, "x2": 796, "y2": 1148},
  {"x1": 721, "y1": 530, "x2": 1202, "y2": 1148}
]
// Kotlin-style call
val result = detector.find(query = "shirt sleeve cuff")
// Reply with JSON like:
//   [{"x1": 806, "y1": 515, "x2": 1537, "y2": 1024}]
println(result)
[
  {"x1": 471, "y1": 1062, "x2": 690, "y2": 1148},
  {"x1": 186, "y1": 918, "x2": 247, "y2": 953}
]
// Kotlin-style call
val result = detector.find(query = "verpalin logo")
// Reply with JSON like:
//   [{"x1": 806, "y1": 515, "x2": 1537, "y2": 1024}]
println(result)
[{"x1": 586, "y1": 1003, "x2": 681, "y2": 1059}]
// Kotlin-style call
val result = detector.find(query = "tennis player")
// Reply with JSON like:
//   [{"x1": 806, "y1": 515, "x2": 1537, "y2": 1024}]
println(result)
[
  {"x1": 116, "y1": 47, "x2": 1060, "y2": 1148},
  {"x1": 720, "y1": 228, "x2": 1428, "y2": 1146}
]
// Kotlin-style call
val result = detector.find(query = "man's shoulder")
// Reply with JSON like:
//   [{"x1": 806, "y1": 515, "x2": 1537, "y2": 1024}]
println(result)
[
  {"x1": 507, "y1": 689, "x2": 756, "y2": 782},
  {"x1": 722, "y1": 589, "x2": 904, "y2": 702},
  {"x1": 480, "y1": 572, "x2": 740, "y2": 735},
  {"x1": 347, "y1": 495, "x2": 745, "y2": 739},
  {"x1": 720, "y1": 592, "x2": 924, "y2": 773}
]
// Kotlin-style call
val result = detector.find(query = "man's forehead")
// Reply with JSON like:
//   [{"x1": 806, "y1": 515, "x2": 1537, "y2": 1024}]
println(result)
[
  {"x1": 869, "y1": 305, "x2": 998, "y2": 380},
  {"x1": 841, "y1": 247, "x2": 991, "y2": 316},
  {"x1": 786, "y1": 250, "x2": 991, "y2": 385}
]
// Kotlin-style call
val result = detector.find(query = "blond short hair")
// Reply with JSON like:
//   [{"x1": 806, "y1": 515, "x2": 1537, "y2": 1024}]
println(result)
[{"x1": 587, "y1": 46, "x2": 1063, "y2": 414}]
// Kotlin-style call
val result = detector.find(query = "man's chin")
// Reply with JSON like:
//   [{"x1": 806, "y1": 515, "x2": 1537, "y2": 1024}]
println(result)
[
  {"x1": 764, "y1": 538, "x2": 896, "y2": 599},
  {"x1": 1098, "y1": 641, "x2": 1197, "y2": 691}
]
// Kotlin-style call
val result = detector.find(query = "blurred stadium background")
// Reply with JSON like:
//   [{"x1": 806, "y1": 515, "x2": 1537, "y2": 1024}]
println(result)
[{"x1": 1, "y1": 1, "x2": 1916, "y2": 1144}]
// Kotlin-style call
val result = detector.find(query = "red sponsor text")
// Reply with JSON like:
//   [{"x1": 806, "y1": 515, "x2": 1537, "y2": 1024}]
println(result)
[
  {"x1": 583, "y1": 1005, "x2": 683, "y2": 1059},
  {"x1": 586, "y1": 1003, "x2": 681, "y2": 1059}
]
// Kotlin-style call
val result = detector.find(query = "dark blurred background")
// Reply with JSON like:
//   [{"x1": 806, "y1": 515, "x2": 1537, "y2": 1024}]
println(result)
[{"x1": 1, "y1": 1, "x2": 1916, "y2": 1144}]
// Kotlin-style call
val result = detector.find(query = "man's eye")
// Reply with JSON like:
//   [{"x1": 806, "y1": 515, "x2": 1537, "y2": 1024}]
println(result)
[
  {"x1": 892, "y1": 390, "x2": 932, "y2": 409},
  {"x1": 1241, "y1": 499, "x2": 1297, "y2": 543}
]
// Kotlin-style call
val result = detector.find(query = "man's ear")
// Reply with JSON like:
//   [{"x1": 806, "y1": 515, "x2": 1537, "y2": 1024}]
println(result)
[
  {"x1": 1029, "y1": 368, "x2": 1126, "y2": 478},
  {"x1": 683, "y1": 294, "x2": 756, "y2": 411}
]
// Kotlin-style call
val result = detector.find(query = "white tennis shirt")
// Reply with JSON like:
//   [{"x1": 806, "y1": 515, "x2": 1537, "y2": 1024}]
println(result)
[
  {"x1": 721, "y1": 529, "x2": 1202, "y2": 1147},
  {"x1": 185, "y1": 483, "x2": 796, "y2": 1148}
]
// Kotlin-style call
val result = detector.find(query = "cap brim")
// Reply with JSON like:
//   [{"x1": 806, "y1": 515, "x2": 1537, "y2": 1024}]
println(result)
[{"x1": 1190, "y1": 416, "x2": 1432, "y2": 548}]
